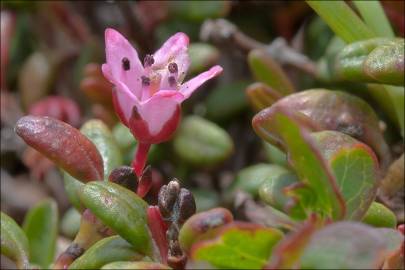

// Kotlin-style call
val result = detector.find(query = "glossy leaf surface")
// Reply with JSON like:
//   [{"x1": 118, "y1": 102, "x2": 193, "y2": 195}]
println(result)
[
  {"x1": 15, "y1": 116, "x2": 104, "y2": 182},
  {"x1": 101, "y1": 261, "x2": 170, "y2": 269},
  {"x1": 79, "y1": 181, "x2": 152, "y2": 256}
]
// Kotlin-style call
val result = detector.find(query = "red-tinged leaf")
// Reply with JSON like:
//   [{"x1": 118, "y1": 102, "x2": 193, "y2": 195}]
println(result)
[
  {"x1": 299, "y1": 222, "x2": 404, "y2": 269},
  {"x1": 267, "y1": 215, "x2": 325, "y2": 269},
  {"x1": 28, "y1": 96, "x2": 81, "y2": 127},
  {"x1": 246, "y1": 82, "x2": 282, "y2": 112},
  {"x1": 179, "y1": 208, "x2": 233, "y2": 253},
  {"x1": 80, "y1": 63, "x2": 113, "y2": 107},
  {"x1": 15, "y1": 115, "x2": 104, "y2": 182},
  {"x1": 190, "y1": 222, "x2": 283, "y2": 269},
  {"x1": 257, "y1": 89, "x2": 391, "y2": 170},
  {"x1": 253, "y1": 108, "x2": 346, "y2": 220}
]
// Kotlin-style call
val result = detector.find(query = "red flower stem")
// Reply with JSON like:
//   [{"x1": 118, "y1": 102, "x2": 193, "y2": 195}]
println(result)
[
  {"x1": 132, "y1": 142, "x2": 151, "y2": 178},
  {"x1": 147, "y1": 206, "x2": 169, "y2": 264}
]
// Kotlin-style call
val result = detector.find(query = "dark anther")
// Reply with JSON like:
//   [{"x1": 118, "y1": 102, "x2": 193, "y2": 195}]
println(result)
[
  {"x1": 109, "y1": 166, "x2": 138, "y2": 191},
  {"x1": 178, "y1": 188, "x2": 196, "y2": 224},
  {"x1": 66, "y1": 243, "x2": 84, "y2": 258},
  {"x1": 168, "y1": 62, "x2": 178, "y2": 73},
  {"x1": 168, "y1": 76, "x2": 176, "y2": 87},
  {"x1": 122, "y1": 57, "x2": 130, "y2": 71},
  {"x1": 131, "y1": 106, "x2": 141, "y2": 120},
  {"x1": 158, "y1": 180, "x2": 180, "y2": 219},
  {"x1": 141, "y1": 75, "x2": 151, "y2": 86},
  {"x1": 144, "y1": 54, "x2": 154, "y2": 67}
]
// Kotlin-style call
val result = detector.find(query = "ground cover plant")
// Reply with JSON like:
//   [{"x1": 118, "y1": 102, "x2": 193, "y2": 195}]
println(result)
[{"x1": 1, "y1": 1, "x2": 404, "y2": 269}]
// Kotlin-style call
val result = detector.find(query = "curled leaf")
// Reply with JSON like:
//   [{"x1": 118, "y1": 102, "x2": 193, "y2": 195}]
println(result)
[
  {"x1": 15, "y1": 116, "x2": 104, "y2": 182},
  {"x1": 253, "y1": 108, "x2": 346, "y2": 219},
  {"x1": 254, "y1": 89, "x2": 391, "y2": 170}
]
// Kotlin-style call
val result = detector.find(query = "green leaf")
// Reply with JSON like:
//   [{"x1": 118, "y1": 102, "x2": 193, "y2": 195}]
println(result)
[
  {"x1": 335, "y1": 38, "x2": 404, "y2": 85},
  {"x1": 245, "y1": 82, "x2": 282, "y2": 112},
  {"x1": 69, "y1": 236, "x2": 145, "y2": 269},
  {"x1": 256, "y1": 89, "x2": 391, "y2": 170},
  {"x1": 231, "y1": 163, "x2": 289, "y2": 198},
  {"x1": 188, "y1": 43, "x2": 220, "y2": 74},
  {"x1": 63, "y1": 120, "x2": 123, "y2": 211},
  {"x1": 179, "y1": 208, "x2": 233, "y2": 253},
  {"x1": 167, "y1": 1, "x2": 230, "y2": 22},
  {"x1": 205, "y1": 81, "x2": 249, "y2": 121},
  {"x1": 15, "y1": 116, "x2": 104, "y2": 182},
  {"x1": 1, "y1": 212, "x2": 30, "y2": 269},
  {"x1": 191, "y1": 222, "x2": 283, "y2": 269},
  {"x1": 60, "y1": 207, "x2": 81, "y2": 239},
  {"x1": 306, "y1": 1, "x2": 374, "y2": 43},
  {"x1": 173, "y1": 116, "x2": 234, "y2": 166},
  {"x1": 300, "y1": 222, "x2": 403, "y2": 269},
  {"x1": 80, "y1": 119, "x2": 123, "y2": 179},
  {"x1": 263, "y1": 142, "x2": 287, "y2": 166},
  {"x1": 22, "y1": 198, "x2": 58, "y2": 268},
  {"x1": 191, "y1": 189, "x2": 220, "y2": 212},
  {"x1": 311, "y1": 131, "x2": 379, "y2": 220},
  {"x1": 63, "y1": 173, "x2": 85, "y2": 212},
  {"x1": 101, "y1": 261, "x2": 170, "y2": 269},
  {"x1": 253, "y1": 109, "x2": 345, "y2": 219},
  {"x1": 258, "y1": 170, "x2": 305, "y2": 219},
  {"x1": 353, "y1": 1, "x2": 395, "y2": 38},
  {"x1": 362, "y1": 202, "x2": 397, "y2": 228},
  {"x1": 364, "y1": 39, "x2": 404, "y2": 85},
  {"x1": 79, "y1": 181, "x2": 152, "y2": 256},
  {"x1": 18, "y1": 52, "x2": 53, "y2": 109},
  {"x1": 248, "y1": 49, "x2": 295, "y2": 96}
]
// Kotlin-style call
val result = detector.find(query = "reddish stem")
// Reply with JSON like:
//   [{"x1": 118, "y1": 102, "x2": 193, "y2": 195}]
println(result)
[
  {"x1": 132, "y1": 142, "x2": 151, "y2": 177},
  {"x1": 147, "y1": 206, "x2": 169, "y2": 264}
]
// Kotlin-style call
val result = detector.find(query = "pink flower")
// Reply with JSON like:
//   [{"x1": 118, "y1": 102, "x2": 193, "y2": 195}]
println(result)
[{"x1": 102, "y1": 28, "x2": 222, "y2": 179}]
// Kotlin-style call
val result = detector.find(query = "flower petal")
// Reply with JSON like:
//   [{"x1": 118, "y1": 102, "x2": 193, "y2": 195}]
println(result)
[
  {"x1": 139, "y1": 91, "x2": 181, "y2": 136},
  {"x1": 104, "y1": 28, "x2": 144, "y2": 99},
  {"x1": 179, "y1": 65, "x2": 223, "y2": 101},
  {"x1": 111, "y1": 79, "x2": 139, "y2": 125},
  {"x1": 153, "y1": 32, "x2": 190, "y2": 76}
]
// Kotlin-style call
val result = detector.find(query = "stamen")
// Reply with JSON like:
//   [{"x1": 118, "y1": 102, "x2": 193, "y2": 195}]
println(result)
[
  {"x1": 168, "y1": 76, "x2": 177, "y2": 87},
  {"x1": 168, "y1": 62, "x2": 178, "y2": 73},
  {"x1": 144, "y1": 54, "x2": 155, "y2": 67},
  {"x1": 141, "y1": 76, "x2": 151, "y2": 86},
  {"x1": 122, "y1": 57, "x2": 130, "y2": 71}
]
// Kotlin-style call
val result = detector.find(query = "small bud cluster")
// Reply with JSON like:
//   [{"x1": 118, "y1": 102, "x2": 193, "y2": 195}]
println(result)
[{"x1": 158, "y1": 179, "x2": 196, "y2": 269}]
